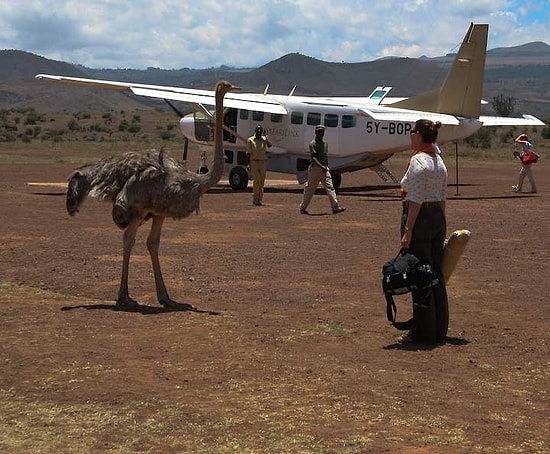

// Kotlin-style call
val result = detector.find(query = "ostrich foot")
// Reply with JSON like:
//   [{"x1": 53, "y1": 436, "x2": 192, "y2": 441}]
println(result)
[
  {"x1": 116, "y1": 296, "x2": 139, "y2": 307},
  {"x1": 159, "y1": 298, "x2": 195, "y2": 311}
]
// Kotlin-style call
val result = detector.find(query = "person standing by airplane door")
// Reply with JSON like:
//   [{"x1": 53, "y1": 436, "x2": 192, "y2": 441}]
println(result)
[
  {"x1": 246, "y1": 125, "x2": 272, "y2": 206},
  {"x1": 299, "y1": 125, "x2": 346, "y2": 215}
]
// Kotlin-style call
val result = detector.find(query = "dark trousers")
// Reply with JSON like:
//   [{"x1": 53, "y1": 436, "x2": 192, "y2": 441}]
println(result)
[{"x1": 401, "y1": 206, "x2": 449, "y2": 343}]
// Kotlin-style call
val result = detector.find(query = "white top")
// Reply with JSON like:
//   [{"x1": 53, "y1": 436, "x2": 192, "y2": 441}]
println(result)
[{"x1": 400, "y1": 152, "x2": 448, "y2": 204}]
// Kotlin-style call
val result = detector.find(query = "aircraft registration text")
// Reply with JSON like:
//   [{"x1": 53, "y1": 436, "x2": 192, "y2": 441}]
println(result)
[{"x1": 366, "y1": 121, "x2": 412, "y2": 135}]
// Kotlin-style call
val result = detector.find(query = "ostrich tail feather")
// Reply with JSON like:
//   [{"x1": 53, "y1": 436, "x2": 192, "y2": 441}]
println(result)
[{"x1": 66, "y1": 172, "x2": 91, "y2": 215}]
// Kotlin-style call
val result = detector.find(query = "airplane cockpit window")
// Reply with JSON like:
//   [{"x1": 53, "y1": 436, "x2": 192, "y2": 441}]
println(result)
[
  {"x1": 324, "y1": 114, "x2": 338, "y2": 128},
  {"x1": 271, "y1": 113, "x2": 283, "y2": 123},
  {"x1": 291, "y1": 112, "x2": 303, "y2": 125},
  {"x1": 342, "y1": 115, "x2": 356, "y2": 128},
  {"x1": 369, "y1": 90, "x2": 387, "y2": 100},
  {"x1": 307, "y1": 112, "x2": 321, "y2": 126},
  {"x1": 252, "y1": 111, "x2": 264, "y2": 121},
  {"x1": 239, "y1": 110, "x2": 249, "y2": 120}
]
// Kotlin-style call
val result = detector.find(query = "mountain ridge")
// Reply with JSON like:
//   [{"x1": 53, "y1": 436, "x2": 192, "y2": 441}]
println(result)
[{"x1": 1, "y1": 41, "x2": 549, "y2": 117}]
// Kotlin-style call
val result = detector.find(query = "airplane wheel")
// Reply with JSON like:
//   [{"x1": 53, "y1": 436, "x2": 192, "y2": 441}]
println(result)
[
  {"x1": 332, "y1": 173, "x2": 342, "y2": 190},
  {"x1": 229, "y1": 167, "x2": 249, "y2": 190}
]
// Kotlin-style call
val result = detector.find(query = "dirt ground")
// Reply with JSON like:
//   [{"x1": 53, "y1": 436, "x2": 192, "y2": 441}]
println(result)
[{"x1": 0, "y1": 148, "x2": 548, "y2": 453}]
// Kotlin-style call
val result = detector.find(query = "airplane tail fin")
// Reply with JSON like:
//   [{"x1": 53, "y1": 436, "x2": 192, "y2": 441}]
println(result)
[{"x1": 392, "y1": 23, "x2": 488, "y2": 119}]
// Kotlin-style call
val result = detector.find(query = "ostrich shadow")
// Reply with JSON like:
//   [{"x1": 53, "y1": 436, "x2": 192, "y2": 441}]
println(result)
[{"x1": 61, "y1": 302, "x2": 220, "y2": 316}]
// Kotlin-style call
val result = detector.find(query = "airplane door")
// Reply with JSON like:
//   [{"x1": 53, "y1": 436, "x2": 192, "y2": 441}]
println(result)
[{"x1": 223, "y1": 108, "x2": 238, "y2": 143}]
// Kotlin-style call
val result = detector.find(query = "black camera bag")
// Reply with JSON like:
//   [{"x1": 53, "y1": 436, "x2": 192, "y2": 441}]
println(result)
[{"x1": 382, "y1": 249, "x2": 439, "y2": 329}]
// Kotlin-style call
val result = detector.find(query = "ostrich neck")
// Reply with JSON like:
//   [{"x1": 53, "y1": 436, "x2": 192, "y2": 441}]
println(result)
[{"x1": 201, "y1": 88, "x2": 226, "y2": 192}]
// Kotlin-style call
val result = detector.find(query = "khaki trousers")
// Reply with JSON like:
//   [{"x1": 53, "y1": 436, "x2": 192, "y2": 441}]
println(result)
[
  {"x1": 518, "y1": 163, "x2": 537, "y2": 192},
  {"x1": 300, "y1": 164, "x2": 340, "y2": 211},
  {"x1": 251, "y1": 160, "x2": 267, "y2": 202}
]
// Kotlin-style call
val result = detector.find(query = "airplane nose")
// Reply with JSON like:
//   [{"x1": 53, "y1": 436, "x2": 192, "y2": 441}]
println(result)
[{"x1": 179, "y1": 115, "x2": 196, "y2": 141}]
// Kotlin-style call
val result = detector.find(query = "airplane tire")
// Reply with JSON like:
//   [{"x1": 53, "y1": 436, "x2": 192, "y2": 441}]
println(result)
[
  {"x1": 332, "y1": 173, "x2": 342, "y2": 190},
  {"x1": 229, "y1": 167, "x2": 249, "y2": 190}
]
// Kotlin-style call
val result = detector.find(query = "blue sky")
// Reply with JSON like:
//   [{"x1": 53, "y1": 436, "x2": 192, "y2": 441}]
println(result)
[{"x1": 1, "y1": 0, "x2": 548, "y2": 69}]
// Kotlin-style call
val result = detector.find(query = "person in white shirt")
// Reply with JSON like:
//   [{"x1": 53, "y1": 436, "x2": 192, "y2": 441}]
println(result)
[
  {"x1": 512, "y1": 133, "x2": 537, "y2": 193},
  {"x1": 398, "y1": 119, "x2": 449, "y2": 344}
]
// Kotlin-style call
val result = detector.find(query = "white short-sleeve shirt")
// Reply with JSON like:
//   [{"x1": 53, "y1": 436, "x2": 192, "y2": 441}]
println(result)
[{"x1": 400, "y1": 152, "x2": 448, "y2": 204}]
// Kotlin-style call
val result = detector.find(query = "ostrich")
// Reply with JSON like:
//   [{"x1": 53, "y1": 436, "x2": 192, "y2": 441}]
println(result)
[{"x1": 66, "y1": 80, "x2": 239, "y2": 308}]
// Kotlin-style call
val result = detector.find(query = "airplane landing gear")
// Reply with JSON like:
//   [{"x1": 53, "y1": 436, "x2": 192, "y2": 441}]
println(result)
[{"x1": 229, "y1": 167, "x2": 249, "y2": 190}]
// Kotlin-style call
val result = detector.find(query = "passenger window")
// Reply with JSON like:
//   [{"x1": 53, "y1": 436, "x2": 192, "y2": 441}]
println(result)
[
  {"x1": 237, "y1": 151, "x2": 248, "y2": 166},
  {"x1": 291, "y1": 112, "x2": 303, "y2": 124},
  {"x1": 224, "y1": 150, "x2": 234, "y2": 164},
  {"x1": 252, "y1": 111, "x2": 264, "y2": 121},
  {"x1": 271, "y1": 113, "x2": 283, "y2": 123},
  {"x1": 239, "y1": 110, "x2": 249, "y2": 120},
  {"x1": 324, "y1": 114, "x2": 338, "y2": 128},
  {"x1": 307, "y1": 112, "x2": 321, "y2": 126},
  {"x1": 342, "y1": 115, "x2": 356, "y2": 128}
]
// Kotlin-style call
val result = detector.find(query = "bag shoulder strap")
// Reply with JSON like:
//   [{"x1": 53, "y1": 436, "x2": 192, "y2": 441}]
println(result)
[{"x1": 385, "y1": 293, "x2": 414, "y2": 331}]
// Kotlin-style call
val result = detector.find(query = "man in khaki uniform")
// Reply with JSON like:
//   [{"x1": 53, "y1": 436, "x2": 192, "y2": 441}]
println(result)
[
  {"x1": 246, "y1": 125, "x2": 272, "y2": 206},
  {"x1": 299, "y1": 125, "x2": 346, "y2": 215}
]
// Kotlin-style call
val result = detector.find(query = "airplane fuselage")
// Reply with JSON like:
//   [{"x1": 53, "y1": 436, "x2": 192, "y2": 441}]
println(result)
[{"x1": 179, "y1": 94, "x2": 483, "y2": 187}]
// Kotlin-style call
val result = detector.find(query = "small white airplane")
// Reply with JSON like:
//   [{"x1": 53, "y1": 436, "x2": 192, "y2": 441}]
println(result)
[{"x1": 36, "y1": 23, "x2": 545, "y2": 189}]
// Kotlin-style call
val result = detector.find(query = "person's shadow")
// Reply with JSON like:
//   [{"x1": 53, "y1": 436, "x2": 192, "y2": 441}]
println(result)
[{"x1": 384, "y1": 336, "x2": 470, "y2": 350}]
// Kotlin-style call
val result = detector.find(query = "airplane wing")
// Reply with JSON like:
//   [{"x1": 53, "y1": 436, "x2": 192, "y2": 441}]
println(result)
[
  {"x1": 357, "y1": 107, "x2": 461, "y2": 125},
  {"x1": 358, "y1": 106, "x2": 546, "y2": 127},
  {"x1": 35, "y1": 74, "x2": 288, "y2": 115},
  {"x1": 479, "y1": 115, "x2": 546, "y2": 126}
]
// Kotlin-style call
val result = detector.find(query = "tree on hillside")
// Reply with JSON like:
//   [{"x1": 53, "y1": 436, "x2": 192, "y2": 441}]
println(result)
[{"x1": 492, "y1": 94, "x2": 516, "y2": 117}]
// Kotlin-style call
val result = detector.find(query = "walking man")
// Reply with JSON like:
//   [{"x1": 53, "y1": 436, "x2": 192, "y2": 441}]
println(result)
[{"x1": 299, "y1": 125, "x2": 345, "y2": 215}]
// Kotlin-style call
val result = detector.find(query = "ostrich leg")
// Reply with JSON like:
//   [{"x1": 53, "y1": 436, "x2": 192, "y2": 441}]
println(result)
[
  {"x1": 146, "y1": 215, "x2": 171, "y2": 305},
  {"x1": 116, "y1": 219, "x2": 140, "y2": 306},
  {"x1": 147, "y1": 215, "x2": 192, "y2": 309}
]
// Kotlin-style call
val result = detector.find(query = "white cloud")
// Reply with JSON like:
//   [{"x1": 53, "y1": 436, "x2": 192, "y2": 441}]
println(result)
[{"x1": 0, "y1": 0, "x2": 548, "y2": 69}]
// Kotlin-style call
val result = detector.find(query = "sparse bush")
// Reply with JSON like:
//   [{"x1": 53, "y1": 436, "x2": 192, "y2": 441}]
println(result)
[
  {"x1": 128, "y1": 123, "x2": 141, "y2": 133},
  {"x1": 463, "y1": 127, "x2": 495, "y2": 149},
  {"x1": 118, "y1": 119, "x2": 130, "y2": 131},
  {"x1": 68, "y1": 119, "x2": 79, "y2": 131},
  {"x1": 24, "y1": 111, "x2": 41, "y2": 125},
  {"x1": 75, "y1": 111, "x2": 91, "y2": 120},
  {"x1": 492, "y1": 94, "x2": 516, "y2": 117},
  {"x1": 160, "y1": 131, "x2": 176, "y2": 140}
]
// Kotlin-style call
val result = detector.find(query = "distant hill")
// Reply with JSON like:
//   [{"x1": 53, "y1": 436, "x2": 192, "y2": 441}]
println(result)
[
  {"x1": 1, "y1": 41, "x2": 549, "y2": 117},
  {"x1": 0, "y1": 50, "x2": 152, "y2": 112},
  {"x1": 230, "y1": 53, "x2": 447, "y2": 97}
]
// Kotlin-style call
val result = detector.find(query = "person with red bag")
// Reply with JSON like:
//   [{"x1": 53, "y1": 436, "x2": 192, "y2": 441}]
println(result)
[{"x1": 512, "y1": 133, "x2": 538, "y2": 194}]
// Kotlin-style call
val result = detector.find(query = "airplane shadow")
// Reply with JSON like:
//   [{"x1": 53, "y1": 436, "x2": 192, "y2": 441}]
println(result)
[
  {"x1": 61, "y1": 302, "x2": 220, "y2": 316},
  {"x1": 384, "y1": 336, "x2": 471, "y2": 351}
]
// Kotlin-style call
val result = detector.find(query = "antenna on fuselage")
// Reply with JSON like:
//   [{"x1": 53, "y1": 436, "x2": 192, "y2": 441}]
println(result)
[
  {"x1": 288, "y1": 85, "x2": 296, "y2": 97},
  {"x1": 263, "y1": 84, "x2": 270, "y2": 95}
]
